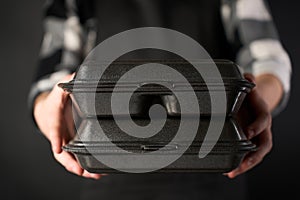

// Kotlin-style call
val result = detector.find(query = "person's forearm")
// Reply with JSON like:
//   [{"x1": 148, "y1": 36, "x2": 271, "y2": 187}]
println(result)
[{"x1": 255, "y1": 74, "x2": 283, "y2": 112}]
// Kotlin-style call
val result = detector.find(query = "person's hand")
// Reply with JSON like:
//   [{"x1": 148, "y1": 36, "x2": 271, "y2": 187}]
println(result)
[
  {"x1": 226, "y1": 74, "x2": 273, "y2": 178},
  {"x1": 33, "y1": 74, "x2": 102, "y2": 179}
]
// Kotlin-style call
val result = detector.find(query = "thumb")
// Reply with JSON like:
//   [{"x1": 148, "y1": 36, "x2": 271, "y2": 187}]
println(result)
[
  {"x1": 47, "y1": 74, "x2": 75, "y2": 154},
  {"x1": 243, "y1": 73, "x2": 256, "y2": 84}
]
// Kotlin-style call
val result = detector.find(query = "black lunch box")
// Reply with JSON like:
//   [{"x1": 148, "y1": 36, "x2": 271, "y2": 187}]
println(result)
[{"x1": 59, "y1": 59, "x2": 256, "y2": 173}]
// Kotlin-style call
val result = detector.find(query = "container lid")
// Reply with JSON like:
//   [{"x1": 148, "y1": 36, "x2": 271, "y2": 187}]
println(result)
[{"x1": 59, "y1": 59, "x2": 254, "y2": 93}]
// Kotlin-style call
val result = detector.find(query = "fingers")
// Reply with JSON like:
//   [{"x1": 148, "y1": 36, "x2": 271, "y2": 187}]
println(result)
[
  {"x1": 64, "y1": 98, "x2": 76, "y2": 139},
  {"x1": 247, "y1": 111, "x2": 271, "y2": 139},
  {"x1": 226, "y1": 154, "x2": 260, "y2": 179},
  {"x1": 50, "y1": 73, "x2": 102, "y2": 180},
  {"x1": 228, "y1": 75, "x2": 273, "y2": 178},
  {"x1": 46, "y1": 88, "x2": 69, "y2": 153},
  {"x1": 243, "y1": 73, "x2": 255, "y2": 83},
  {"x1": 45, "y1": 75, "x2": 75, "y2": 153},
  {"x1": 49, "y1": 128, "x2": 63, "y2": 154},
  {"x1": 82, "y1": 170, "x2": 102, "y2": 179},
  {"x1": 54, "y1": 151, "x2": 83, "y2": 176},
  {"x1": 227, "y1": 127, "x2": 273, "y2": 178},
  {"x1": 54, "y1": 151, "x2": 102, "y2": 180},
  {"x1": 35, "y1": 74, "x2": 102, "y2": 179},
  {"x1": 246, "y1": 88, "x2": 272, "y2": 139}
]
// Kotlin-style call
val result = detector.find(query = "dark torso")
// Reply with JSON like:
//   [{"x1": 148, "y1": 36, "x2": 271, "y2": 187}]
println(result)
[{"x1": 94, "y1": 0, "x2": 236, "y2": 60}]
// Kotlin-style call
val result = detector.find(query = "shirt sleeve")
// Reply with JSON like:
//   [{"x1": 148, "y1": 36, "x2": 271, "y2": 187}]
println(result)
[
  {"x1": 221, "y1": 0, "x2": 292, "y2": 116},
  {"x1": 28, "y1": 0, "x2": 96, "y2": 129}
]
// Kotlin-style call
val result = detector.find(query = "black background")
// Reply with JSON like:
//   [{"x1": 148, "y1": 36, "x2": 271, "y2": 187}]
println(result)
[{"x1": 0, "y1": 1, "x2": 299, "y2": 199}]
